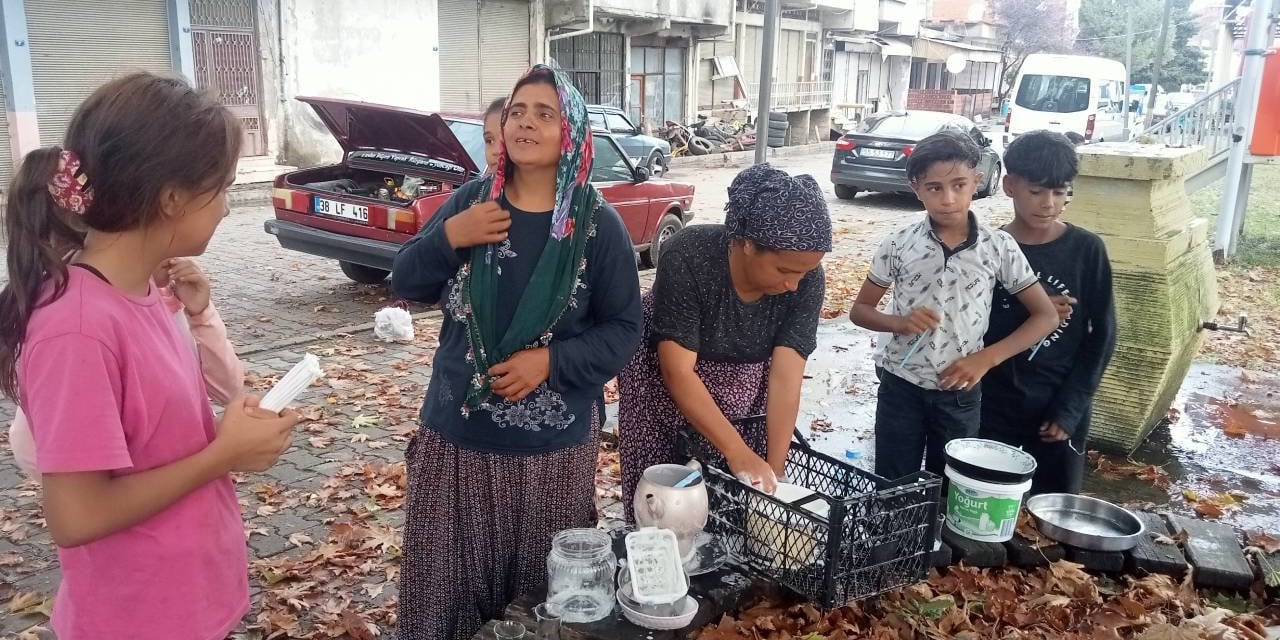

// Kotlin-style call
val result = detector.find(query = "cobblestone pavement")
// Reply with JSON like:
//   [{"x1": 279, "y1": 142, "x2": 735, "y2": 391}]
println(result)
[{"x1": 0, "y1": 152, "x2": 1013, "y2": 638}]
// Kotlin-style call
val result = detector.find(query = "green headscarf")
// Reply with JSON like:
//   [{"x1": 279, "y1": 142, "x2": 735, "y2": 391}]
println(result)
[{"x1": 457, "y1": 64, "x2": 600, "y2": 415}]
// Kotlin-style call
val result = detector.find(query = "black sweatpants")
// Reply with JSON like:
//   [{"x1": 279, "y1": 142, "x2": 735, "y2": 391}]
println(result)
[{"x1": 979, "y1": 402, "x2": 1088, "y2": 495}]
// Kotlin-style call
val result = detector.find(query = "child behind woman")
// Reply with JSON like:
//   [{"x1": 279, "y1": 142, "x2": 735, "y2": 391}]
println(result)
[{"x1": 0, "y1": 72, "x2": 300, "y2": 640}]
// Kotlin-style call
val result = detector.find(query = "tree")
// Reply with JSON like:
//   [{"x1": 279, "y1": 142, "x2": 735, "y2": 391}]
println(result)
[
  {"x1": 1076, "y1": 0, "x2": 1209, "y2": 90},
  {"x1": 993, "y1": 0, "x2": 1077, "y2": 104}
]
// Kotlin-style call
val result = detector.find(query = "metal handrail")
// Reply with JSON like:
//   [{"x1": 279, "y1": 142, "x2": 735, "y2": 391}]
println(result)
[{"x1": 1134, "y1": 79, "x2": 1241, "y2": 159}]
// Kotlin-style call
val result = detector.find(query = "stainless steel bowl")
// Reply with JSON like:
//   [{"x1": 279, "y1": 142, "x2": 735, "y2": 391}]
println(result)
[{"x1": 1024, "y1": 493, "x2": 1145, "y2": 552}]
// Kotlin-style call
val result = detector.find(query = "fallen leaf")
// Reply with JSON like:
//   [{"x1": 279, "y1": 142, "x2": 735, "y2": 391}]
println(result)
[
  {"x1": 1194, "y1": 502, "x2": 1226, "y2": 519},
  {"x1": 308, "y1": 436, "x2": 333, "y2": 449},
  {"x1": 8, "y1": 591, "x2": 51, "y2": 617},
  {"x1": 287, "y1": 533, "x2": 314, "y2": 548},
  {"x1": 1247, "y1": 532, "x2": 1280, "y2": 554},
  {"x1": 352, "y1": 415, "x2": 381, "y2": 429}
]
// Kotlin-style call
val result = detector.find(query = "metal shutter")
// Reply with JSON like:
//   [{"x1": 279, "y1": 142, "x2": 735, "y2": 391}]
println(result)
[
  {"x1": 0, "y1": 73, "x2": 13, "y2": 186},
  {"x1": 25, "y1": 0, "x2": 172, "y2": 147},
  {"x1": 439, "y1": 0, "x2": 482, "y2": 110},
  {"x1": 479, "y1": 0, "x2": 530, "y2": 104}
]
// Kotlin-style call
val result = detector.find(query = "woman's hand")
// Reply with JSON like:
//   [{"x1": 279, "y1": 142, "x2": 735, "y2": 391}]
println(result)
[
  {"x1": 489, "y1": 348, "x2": 550, "y2": 402},
  {"x1": 155, "y1": 258, "x2": 212, "y2": 316},
  {"x1": 726, "y1": 448, "x2": 778, "y2": 494},
  {"x1": 444, "y1": 201, "x2": 512, "y2": 249}
]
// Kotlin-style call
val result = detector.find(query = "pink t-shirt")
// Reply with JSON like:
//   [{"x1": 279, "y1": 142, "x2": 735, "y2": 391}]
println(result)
[{"x1": 19, "y1": 267, "x2": 248, "y2": 640}]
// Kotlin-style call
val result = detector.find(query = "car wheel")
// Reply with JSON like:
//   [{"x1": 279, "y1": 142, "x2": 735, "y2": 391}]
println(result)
[
  {"x1": 768, "y1": 112, "x2": 789, "y2": 124},
  {"x1": 977, "y1": 162, "x2": 1001, "y2": 199},
  {"x1": 834, "y1": 184, "x2": 859, "y2": 200},
  {"x1": 339, "y1": 260, "x2": 391, "y2": 285},
  {"x1": 647, "y1": 151, "x2": 666, "y2": 177},
  {"x1": 688, "y1": 137, "x2": 714, "y2": 156},
  {"x1": 768, "y1": 120, "x2": 789, "y2": 133},
  {"x1": 640, "y1": 213, "x2": 684, "y2": 269}
]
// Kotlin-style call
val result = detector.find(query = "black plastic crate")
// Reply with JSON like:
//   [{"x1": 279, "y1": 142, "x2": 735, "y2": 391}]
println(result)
[{"x1": 677, "y1": 415, "x2": 942, "y2": 609}]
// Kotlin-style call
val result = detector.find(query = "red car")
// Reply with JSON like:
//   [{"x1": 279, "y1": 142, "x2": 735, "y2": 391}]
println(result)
[{"x1": 265, "y1": 97, "x2": 696, "y2": 284}]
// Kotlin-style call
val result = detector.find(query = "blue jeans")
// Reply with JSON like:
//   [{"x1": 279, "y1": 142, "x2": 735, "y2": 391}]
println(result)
[{"x1": 873, "y1": 367, "x2": 982, "y2": 481}]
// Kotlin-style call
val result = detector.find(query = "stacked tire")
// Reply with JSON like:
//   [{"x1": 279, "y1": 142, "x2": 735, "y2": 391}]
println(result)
[{"x1": 767, "y1": 112, "x2": 789, "y2": 148}]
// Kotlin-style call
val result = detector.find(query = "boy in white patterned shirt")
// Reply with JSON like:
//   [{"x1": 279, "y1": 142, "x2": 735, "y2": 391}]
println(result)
[{"x1": 849, "y1": 130, "x2": 1059, "y2": 480}]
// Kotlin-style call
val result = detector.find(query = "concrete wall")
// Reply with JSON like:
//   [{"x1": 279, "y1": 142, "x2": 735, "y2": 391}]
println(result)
[
  {"x1": 885, "y1": 55, "x2": 911, "y2": 110},
  {"x1": 258, "y1": 0, "x2": 441, "y2": 168},
  {"x1": 595, "y1": 0, "x2": 731, "y2": 26}
]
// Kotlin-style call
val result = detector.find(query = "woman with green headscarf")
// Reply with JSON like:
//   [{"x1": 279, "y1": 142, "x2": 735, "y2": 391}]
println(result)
[{"x1": 391, "y1": 66, "x2": 643, "y2": 640}]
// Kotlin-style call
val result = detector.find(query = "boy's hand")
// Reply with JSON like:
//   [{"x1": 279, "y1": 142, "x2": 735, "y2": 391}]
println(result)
[
  {"x1": 1040, "y1": 422, "x2": 1069, "y2": 442},
  {"x1": 895, "y1": 307, "x2": 941, "y2": 336},
  {"x1": 1050, "y1": 295, "x2": 1078, "y2": 324},
  {"x1": 939, "y1": 352, "x2": 994, "y2": 391}
]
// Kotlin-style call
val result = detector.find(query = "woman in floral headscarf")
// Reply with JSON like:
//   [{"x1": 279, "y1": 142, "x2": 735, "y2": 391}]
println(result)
[{"x1": 391, "y1": 66, "x2": 643, "y2": 639}]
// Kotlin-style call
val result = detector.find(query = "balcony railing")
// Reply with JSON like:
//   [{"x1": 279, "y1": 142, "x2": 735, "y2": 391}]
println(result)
[
  {"x1": 1135, "y1": 78, "x2": 1240, "y2": 161},
  {"x1": 747, "y1": 81, "x2": 834, "y2": 110}
]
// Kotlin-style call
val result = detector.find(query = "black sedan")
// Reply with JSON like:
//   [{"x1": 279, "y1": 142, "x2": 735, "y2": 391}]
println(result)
[{"x1": 830, "y1": 111, "x2": 1001, "y2": 200}]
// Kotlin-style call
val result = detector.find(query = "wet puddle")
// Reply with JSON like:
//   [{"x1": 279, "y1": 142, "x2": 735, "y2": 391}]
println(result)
[{"x1": 797, "y1": 321, "x2": 1280, "y2": 531}]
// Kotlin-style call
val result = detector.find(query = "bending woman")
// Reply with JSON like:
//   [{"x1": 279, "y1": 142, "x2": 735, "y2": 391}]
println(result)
[
  {"x1": 618, "y1": 164, "x2": 830, "y2": 520},
  {"x1": 390, "y1": 65, "x2": 642, "y2": 640}
]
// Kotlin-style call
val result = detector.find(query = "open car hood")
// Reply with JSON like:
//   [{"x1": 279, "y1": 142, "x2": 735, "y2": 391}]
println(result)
[{"x1": 297, "y1": 96, "x2": 479, "y2": 175}]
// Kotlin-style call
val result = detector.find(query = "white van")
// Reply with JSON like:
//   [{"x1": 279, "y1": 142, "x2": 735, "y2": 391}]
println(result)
[{"x1": 1005, "y1": 54, "x2": 1128, "y2": 144}]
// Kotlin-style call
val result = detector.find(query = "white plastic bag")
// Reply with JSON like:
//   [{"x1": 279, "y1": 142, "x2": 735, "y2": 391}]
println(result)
[{"x1": 374, "y1": 306, "x2": 415, "y2": 343}]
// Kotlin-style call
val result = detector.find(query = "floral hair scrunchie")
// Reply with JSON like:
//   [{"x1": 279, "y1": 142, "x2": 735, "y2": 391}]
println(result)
[{"x1": 48, "y1": 149, "x2": 94, "y2": 215}]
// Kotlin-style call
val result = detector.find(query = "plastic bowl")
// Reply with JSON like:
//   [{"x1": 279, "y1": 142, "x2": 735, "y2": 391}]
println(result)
[{"x1": 617, "y1": 585, "x2": 698, "y2": 631}]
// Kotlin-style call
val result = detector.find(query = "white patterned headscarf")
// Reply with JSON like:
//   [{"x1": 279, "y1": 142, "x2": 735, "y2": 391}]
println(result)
[{"x1": 724, "y1": 163, "x2": 832, "y2": 252}]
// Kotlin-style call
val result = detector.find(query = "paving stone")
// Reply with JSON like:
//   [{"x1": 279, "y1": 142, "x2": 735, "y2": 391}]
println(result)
[
  {"x1": 282, "y1": 448, "x2": 327, "y2": 471},
  {"x1": 263, "y1": 462, "x2": 312, "y2": 484},
  {"x1": 1064, "y1": 546, "x2": 1125, "y2": 573},
  {"x1": 1168, "y1": 514, "x2": 1255, "y2": 591},
  {"x1": 1005, "y1": 534, "x2": 1066, "y2": 568},
  {"x1": 1127, "y1": 511, "x2": 1188, "y2": 579},
  {"x1": 942, "y1": 526, "x2": 1007, "y2": 567},
  {"x1": 249, "y1": 532, "x2": 293, "y2": 559}
]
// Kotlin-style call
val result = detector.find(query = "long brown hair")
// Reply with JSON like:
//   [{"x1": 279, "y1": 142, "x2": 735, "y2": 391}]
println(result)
[{"x1": 0, "y1": 72, "x2": 241, "y2": 400}]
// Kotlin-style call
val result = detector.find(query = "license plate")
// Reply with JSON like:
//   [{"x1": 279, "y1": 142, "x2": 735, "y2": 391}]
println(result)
[
  {"x1": 860, "y1": 148, "x2": 897, "y2": 160},
  {"x1": 313, "y1": 197, "x2": 368, "y2": 223}
]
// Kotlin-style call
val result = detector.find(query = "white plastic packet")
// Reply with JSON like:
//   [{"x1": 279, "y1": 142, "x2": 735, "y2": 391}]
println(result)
[
  {"x1": 260, "y1": 354, "x2": 323, "y2": 414},
  {"x1": 373, "y1": 307, "x2": 415, "y2": 343}
]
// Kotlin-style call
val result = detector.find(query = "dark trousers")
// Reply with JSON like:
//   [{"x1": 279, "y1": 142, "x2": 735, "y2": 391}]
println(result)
[
  {"x1": 980, "y1": 404, "x2": 1088, "y2": 495},
  {"x1": 873, "y1": 367, "x2": 981, "y2": 481}
]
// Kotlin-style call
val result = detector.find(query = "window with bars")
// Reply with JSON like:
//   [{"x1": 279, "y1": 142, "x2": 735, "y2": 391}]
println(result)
[{"x1": 549, "y1": 33, "x2": 625, "y2": 108}]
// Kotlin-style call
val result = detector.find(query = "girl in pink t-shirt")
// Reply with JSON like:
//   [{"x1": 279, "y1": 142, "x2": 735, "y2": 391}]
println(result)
[
  {"x1": 8, "y1": 258, "x2": 244, "y2": 481},
  {"x1": 0, "y1": 72, "x2": 301, "y2": 640}
]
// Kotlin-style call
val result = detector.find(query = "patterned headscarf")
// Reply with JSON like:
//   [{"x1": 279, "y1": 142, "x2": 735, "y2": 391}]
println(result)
[
  {"x1": 488, "y1": 65, "x2": 594, "y2": 240},
  {"x1": 458, "y1": 64, "x2": 602, "y2": 414},
  {"x1": 725, "y1": 163, "x2": 832, "y2": 252}
]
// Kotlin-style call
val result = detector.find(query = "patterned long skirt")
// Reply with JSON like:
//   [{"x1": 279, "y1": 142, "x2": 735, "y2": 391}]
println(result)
[
  {"x1": 396, "y1": 422, "x2": 599, "y2": 640},
  {"x1": 617, "y1": 293, "x2": 769, "y2": 523}
]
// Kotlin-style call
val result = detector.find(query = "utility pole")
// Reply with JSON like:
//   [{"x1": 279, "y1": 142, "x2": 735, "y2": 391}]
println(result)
[
  {"x1": 1145, "y1": 0, "x2": 1177, "y2": 128},
  {"x1": 1123, "y1": 5, "x2": 1134, "y2": 138},
  {"x1": 754, "y1": 0, "x2": 781, "y2": 165},
  {"x1": 1216, "y1": 0, "x2": 1275, "y2": 261}
]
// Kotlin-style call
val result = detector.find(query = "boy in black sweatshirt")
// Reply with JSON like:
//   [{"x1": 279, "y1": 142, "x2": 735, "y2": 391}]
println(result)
[{"x1": 980, "y1": 130, "x2": 1118, "y2": 495}]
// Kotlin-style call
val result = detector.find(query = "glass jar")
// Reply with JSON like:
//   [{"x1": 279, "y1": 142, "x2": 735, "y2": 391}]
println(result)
[{"x1": 545, "y1": 528, "x2": 616, "y2": 623}]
